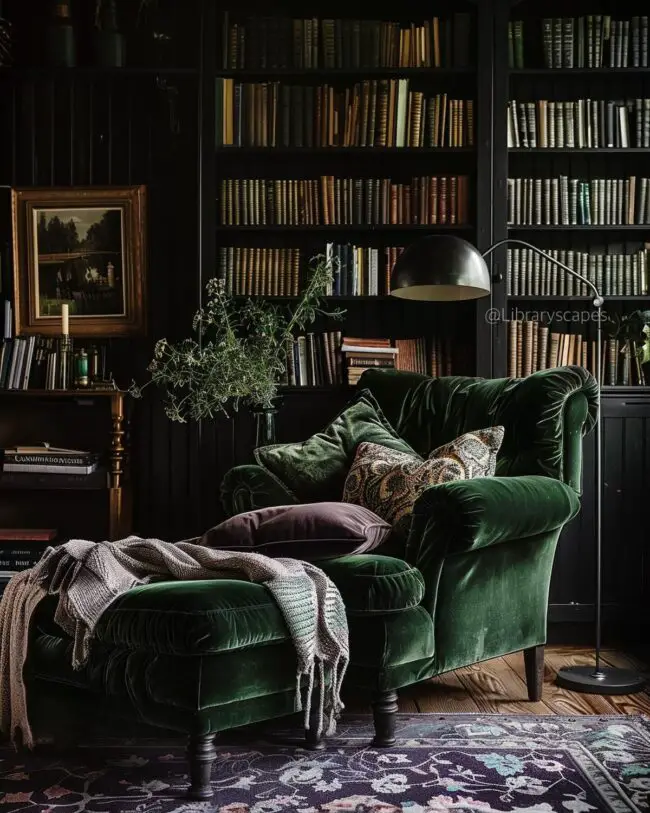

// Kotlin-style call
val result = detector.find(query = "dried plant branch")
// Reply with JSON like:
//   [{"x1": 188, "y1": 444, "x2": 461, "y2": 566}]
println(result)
[{"x1": 130, "y1": 254, "x2": 343, "y2": 422}]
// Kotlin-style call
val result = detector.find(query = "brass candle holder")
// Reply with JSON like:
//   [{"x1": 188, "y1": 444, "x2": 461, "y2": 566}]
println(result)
[{"x1": 58, "y1": 335, "x2": 73, "y2": 390}]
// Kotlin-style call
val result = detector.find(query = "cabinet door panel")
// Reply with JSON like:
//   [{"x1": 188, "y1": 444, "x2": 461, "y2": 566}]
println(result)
[{"x1": 550, "y1": 397, "x2": 650, "y2": 625}]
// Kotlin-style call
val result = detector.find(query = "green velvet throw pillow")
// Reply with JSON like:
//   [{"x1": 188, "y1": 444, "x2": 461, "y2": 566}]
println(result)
[{"x1": 254, "y1": 389, "x2": 418, "y2": 503}]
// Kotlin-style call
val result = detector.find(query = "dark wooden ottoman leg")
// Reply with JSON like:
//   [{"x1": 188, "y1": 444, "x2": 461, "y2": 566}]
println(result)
[
  {"x1": 187, "y1": 733, "x2": 217, "y2": 800},
  {"x1": 524, "y1": 644, "x2": 545, "y2": 702},
  {"x1": 372, "y1": 690, "x2": 398, "y2": 747},
  {"x1": 305, "y1": 708, "x2": 326, "y2": 750}
]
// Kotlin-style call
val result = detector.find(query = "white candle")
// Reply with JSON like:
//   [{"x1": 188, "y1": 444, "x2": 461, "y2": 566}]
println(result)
[{"x1": 61, "y1": 303, "x2": 69, "y2": 336}]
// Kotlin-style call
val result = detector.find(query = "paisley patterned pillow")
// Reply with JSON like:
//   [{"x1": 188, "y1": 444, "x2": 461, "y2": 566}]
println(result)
[{"x1": 342, "y1": 427, "x2": 505, "y2": 525}]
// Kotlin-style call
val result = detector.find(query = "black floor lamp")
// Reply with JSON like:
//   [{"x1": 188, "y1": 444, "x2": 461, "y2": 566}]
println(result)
[{"x1": 390, "y1": 234, "x2": 646, "y2": 695}]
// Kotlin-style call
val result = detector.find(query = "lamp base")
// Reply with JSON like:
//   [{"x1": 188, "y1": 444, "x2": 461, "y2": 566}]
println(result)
[{"x1": 556, "y1": 665, "x2": 647, "y2": 695}]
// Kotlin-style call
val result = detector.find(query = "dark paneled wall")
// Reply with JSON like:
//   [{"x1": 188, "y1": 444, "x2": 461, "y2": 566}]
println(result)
[
  {"x1": 1, "y1": 2, "x2": 204, "y2": 540},
  {"x1": 2, "y1": 1, "x2": 647, "y2": 641}
]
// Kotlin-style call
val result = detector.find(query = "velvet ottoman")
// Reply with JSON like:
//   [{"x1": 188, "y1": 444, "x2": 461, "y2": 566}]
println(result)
[{"x1": 24, "y1": 554, "x2": 431, "y2": 799}]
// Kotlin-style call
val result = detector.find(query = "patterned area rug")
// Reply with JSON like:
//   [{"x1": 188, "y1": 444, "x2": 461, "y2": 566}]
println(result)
[{"x1": 1, "y1": 714, "x2": 649, "y2": 812}]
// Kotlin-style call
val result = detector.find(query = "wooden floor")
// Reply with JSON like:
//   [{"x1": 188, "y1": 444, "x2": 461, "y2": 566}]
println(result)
[{"x1": 350, "y1": 647, "x2": 650, "y2": 716}]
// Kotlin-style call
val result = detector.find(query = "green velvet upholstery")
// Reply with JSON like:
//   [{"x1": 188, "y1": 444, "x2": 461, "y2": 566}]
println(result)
[
  {"x1": 254, "y1": 390, "x2": 417, "y2": 502},
  {"x1": 220, "y1": 366, "x2": 597, "y2": 689},
  {"x1": 24, "y1": 366, "x2": 597, "y2": 768},
  {"x1": 358, "y1": 365, "x2": 597, "y2": 492},
  {"x1": 317, "y1": 555, "x2": 425, "y2": 614}
]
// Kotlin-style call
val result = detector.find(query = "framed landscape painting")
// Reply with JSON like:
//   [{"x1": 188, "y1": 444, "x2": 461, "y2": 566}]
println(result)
[{"x1": 12, "y1": 186, "x2": 147, "y2": 337}]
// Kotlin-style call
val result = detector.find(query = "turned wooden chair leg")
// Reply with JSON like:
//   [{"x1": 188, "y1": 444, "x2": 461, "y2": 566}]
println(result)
[
  {"x1": 187, "y1": 733, "x2": 217, "y2": 800},
  {"x1": 523, "y1": 644, "x2": 545, "y2": 701},
  {"x1": 372, "y1": 690, "x2": 398, "y2": 747}
]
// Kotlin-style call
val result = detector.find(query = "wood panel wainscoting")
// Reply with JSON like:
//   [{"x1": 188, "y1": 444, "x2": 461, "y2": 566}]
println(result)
[{"x1": 346, "y1": 647, "x2": 650, "y2": 717}]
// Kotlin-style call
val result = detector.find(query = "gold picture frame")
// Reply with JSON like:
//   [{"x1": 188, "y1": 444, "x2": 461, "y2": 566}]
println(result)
[{"x1": 12, "y1": 186, "x2": 147, "y2": 337}]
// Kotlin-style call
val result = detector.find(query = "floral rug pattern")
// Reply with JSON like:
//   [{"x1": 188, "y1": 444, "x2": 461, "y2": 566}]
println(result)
[{"x1": 0, "y1": 715, "x2": 649, "y2": 812}]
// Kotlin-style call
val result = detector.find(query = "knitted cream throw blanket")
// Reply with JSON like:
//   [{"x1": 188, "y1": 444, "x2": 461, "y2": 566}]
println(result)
[{"x1": 0, "y1": 536, "x2": 349, "y2": 748}]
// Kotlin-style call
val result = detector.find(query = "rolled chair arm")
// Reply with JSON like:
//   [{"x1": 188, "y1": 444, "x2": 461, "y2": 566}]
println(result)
[{"x1": 406, "y1": 474, "x2": 580, "y2": 561}]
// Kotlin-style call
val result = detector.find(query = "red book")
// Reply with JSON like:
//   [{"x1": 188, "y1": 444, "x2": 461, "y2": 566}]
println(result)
[{"x1": 0, "y1": 529, "x2": 57, "y2": 543}]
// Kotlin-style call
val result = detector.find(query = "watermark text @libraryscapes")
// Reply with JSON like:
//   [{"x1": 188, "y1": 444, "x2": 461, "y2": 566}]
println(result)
[{"x1": 485, "y1": 307, "x2": 608, "y2": 325}]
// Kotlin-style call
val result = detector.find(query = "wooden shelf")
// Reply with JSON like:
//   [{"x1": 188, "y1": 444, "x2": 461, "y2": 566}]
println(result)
[
  {"x1": 217, "y1": 67, "x2": 475, "y2": 79},
  {"x1": 216, "y1": 224, "x2": 473, "y2": 232},
  {"x1": 507, "y1": 296, "x2": 649, "y2": 301},
  {"x1": 602, "y1": 385, "x2": 650, "y2": 394},
  {"x1": 509, "y1": 148, "x2": 650, "y2": 154},
  {"x1": 218, "y1": 146, "x2": 475, "y2": 154},
  {"x1": 0, "y1": 389, "x2": 121, "y2": 398},
  {"x1": 0, "y1": 470, "x2": 108, "y2": 491},
  {"x1": 234, "y1": 295, "x2": 396, "y2": 301},
  {"x1": 508, "y1": 225, "x2": 650, "y2": 231},
  {"x1": 0, "y1": 66, "x2": 198, "y2": 78},
  {"x1": 511, "y1": 67, "x2": 650, "y2": 75}
]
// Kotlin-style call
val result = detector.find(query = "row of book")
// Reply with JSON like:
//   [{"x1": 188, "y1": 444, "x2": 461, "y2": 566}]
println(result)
[
  {"x1": 279, "y1": 333, "x2": 454, "y2": 387},
  {"x1": 216, "y1": 79, "x2": 474, "y2": 149},
  {"x1": 218, "y1": 247, "x2": 301, "y2": 297},
  {"x1": 324, "y1": 244, "x2": 404, "y2": 297},
  {"x1": 1, "y1": 336, "x2": 66, "y2": 391},
  {"x1": 540, "y1": 16, "x2": 649, "y2": 69},
  {"x1": 221, "y1": 13, "x2": 472, "y2": 70},
  {"x1": 507, "y1": 320, "x2": 646, "y2": 387},
  {"x1": 219, "y1": 176, "x2": 470, "y2": 226},
  {"x1": 507, "y1": 247, "x2": 650, "y2": 297},
  {"x1": 217, "y1": 245, "x2": 405, "y2": 298},
  {"x1": 507, "y1": 176, "x2": 650, "y2": 226},
  {"x1": 281, "y1": 331, "x2": 343, "y2": 387},
  {"x1": 507, "y1": 99, "x2": 650, "y2": 150},
  {"x1": 508, "y1": 16, "x2": 650, "y2": 69}
]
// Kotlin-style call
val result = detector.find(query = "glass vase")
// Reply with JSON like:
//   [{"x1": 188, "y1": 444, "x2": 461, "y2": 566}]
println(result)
[{"x1": 254, "y1": 406, "x2": 278, "y2": 447}]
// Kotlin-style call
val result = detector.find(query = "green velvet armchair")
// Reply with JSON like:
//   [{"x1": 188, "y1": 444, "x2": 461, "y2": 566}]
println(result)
[
  {"x1": 22, "y1": 366, "x2": 598, "y2": 798},
  {"x1": 221, "y1": 366, "x2": 598, "y2": 725}
]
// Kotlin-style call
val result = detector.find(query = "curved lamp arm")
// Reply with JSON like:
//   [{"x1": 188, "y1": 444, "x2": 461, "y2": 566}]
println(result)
[{"x1": 482, "y1": 238, "x2": 605, "y2": 307}]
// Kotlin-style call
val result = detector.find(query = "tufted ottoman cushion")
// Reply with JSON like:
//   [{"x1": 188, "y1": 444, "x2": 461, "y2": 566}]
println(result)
[{"x1": 33, "y1": 579, "x2": 291, "y2": 656}]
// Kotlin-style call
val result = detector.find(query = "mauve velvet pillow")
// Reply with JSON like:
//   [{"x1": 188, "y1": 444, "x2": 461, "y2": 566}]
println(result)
[{"x1": 198, "y1": 502, "x2": 391, "y2": 560}]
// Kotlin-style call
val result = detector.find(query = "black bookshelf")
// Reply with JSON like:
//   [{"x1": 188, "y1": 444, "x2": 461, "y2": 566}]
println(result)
[
  {"x1": 215, "y1": 1, "x2": 488, "y2": 389},
  {"x1": 493, "y1": 0, "x2": 650, "y2": 641},
  {"x1": 217, "y1": 68, "x2": 475, "y2": 78}
]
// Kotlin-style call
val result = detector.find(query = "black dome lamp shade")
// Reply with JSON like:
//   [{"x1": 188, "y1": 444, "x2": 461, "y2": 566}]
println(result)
[{"x1": 390, "y1": 235, "x2": 491, "y2": 301}]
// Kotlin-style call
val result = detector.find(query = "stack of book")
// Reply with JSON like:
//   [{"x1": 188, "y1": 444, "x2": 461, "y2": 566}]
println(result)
[
  {"x1": 1, "y1": 444, "x2": 101, "y2": 488},
  {"x1": 0, "y1": 528, "x2": 57, "y2": 595},
  {"x1": 341, "y1": 337, "x2": 398, "y2": 385}
]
